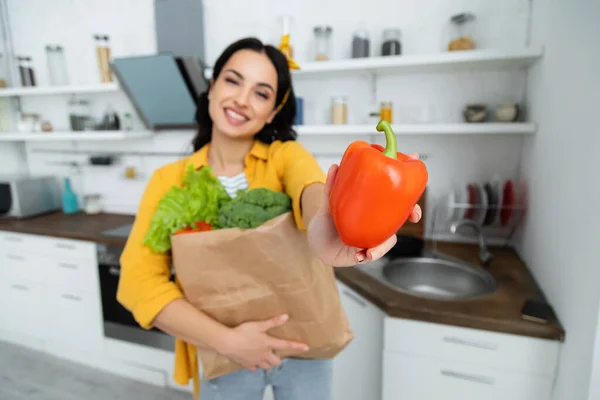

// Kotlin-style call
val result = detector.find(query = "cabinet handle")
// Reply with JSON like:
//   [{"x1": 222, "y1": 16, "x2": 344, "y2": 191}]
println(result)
[
  {"x1": 443, "y1": 336, "x2": 498, "y2": 351},
  {"x1": 11, "y1": 284, "x2": 29, "y2": 291},
  {"x1": 56, "y1": 243, "x2": 76, "y2": 250},
  {"x1": 441, "y1": 369, "x2": 495, "y2": 385},
  {"x1": 342, "y1": 289, "x2": 366, "y2": 308},
  {"x1": 58, "y1": 262, "x2": 78, "y2": 270},
  {"x1": 7, "y1": 254, "x2": 25, "y2": 261},
  {"x1": 61, "y1": 294, "x2": 82, "y2": 302},
  {"x1": 4, "y1": 236, "x2": 23, "y2": 242}
]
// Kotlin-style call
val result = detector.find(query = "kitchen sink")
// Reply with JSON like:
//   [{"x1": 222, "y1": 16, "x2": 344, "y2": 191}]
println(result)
[
  {"x1": 356, "y1": 252, "x2": 498, "y2": 301},
  {"x1": 102, "y1": 223, "x2": 133, "y2": 238}
]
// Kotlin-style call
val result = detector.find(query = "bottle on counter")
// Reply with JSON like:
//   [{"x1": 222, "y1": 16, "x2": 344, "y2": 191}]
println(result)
[{"x1": 62, "y1": 177, "x2": 79, "y2": 215}]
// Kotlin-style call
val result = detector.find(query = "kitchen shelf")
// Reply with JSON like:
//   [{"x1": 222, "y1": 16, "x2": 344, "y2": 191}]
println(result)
[
  {"x1": 0, "y1": 83, "x2": 120, "y2": 97},
  {"x1": 295, "y1": 123, "x2": 537, "y2": 136},
  {"x1": 291, "y1": 47, "x2": 543, "y2": 77},
  {"x1": 0, "y1": 130, "x2": 152, "y2": 141}
]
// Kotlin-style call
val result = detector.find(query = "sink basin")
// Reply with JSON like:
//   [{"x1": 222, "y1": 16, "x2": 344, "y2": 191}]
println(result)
[
  {"x1": 102, "y1": 224, "x2": 133, "y2": 238},
  {"x1": 357, "y1": 253, "x2": 498, "y2": 301}
]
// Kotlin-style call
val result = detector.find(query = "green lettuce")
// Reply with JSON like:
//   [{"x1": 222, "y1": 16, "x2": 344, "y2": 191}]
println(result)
[{"x1": 143, "y1": 165, "x2": 231, "y2": 253}]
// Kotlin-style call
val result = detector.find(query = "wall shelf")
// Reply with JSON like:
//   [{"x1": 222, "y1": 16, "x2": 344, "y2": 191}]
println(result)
[
  {"x1": 0, "y1": 83, "x2": 120, "y2": 97},
  {"x1": 0, "y1": 123, "x2": 534, "y2": 141},
  {"x1": 291, "y1": 47, "x2": 543, "y2": 77},
  {"x1": 0, "y1": 131, "x2": 152, "y2": 141},
  {"x1": 295, "y1": 123, "x2": 537, "y2": 136}
]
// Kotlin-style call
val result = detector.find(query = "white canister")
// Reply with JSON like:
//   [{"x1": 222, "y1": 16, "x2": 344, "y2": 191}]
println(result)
[{"x1": 83, "y1": 194, "x2": 103, "y2": 215}]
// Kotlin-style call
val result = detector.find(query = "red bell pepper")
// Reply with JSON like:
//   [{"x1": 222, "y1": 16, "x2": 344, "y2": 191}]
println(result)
[
  {"x1": 329, "y1": 120, "x2": 428, "y2": 249},
  {"x1": 174, "y1": 220, "x2": 213, "y2": 235}
]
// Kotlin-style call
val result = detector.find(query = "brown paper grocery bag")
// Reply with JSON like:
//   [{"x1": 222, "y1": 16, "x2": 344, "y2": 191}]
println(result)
[{"x1": 171, "y1": 212, "x2": 354, "y2": 380}]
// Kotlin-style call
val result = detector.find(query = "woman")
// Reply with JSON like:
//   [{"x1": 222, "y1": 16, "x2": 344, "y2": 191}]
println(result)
[{"x1": 117, "y1": 37, "x2": 421, "y2": 400}]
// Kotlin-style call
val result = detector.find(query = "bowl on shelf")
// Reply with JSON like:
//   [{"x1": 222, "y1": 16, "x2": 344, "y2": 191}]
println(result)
[
  {"x1": 463, "y1": 104, "x2": 488, "y2": 123},
  {"x1": 495, "y1": 103, "x2": 520, "y2": 122}
]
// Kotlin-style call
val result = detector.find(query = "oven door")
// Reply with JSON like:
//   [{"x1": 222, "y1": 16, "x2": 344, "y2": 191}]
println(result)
[{"x1": 98, "y1": 254, "x2": 175, "y2": 351}]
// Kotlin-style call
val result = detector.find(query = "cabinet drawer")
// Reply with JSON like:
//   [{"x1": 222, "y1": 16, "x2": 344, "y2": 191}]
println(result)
[
  {"x1": 0, "y1": 278, "x2": 46, "y2": 337},
  {"x1": 46, "y1": 257, "x2": 99, "y2": 294},
  {"x1": 46, "y1": 287, "x2": 103, "y2": 347},
  {"x1": 38, "y1": 236, "x2": 96, "y2": 262},
  {"x1": 0, "y1": 251, "x2": 45, "y2": 282},
  {"x1": 0, "y1": 232, "x2": 30, "y2": 253},
  {"x1": 384, "y1": 317, "x2": 559, "y2": 376},
  {"x1": 382, "y1": 352, "x2": 553, "y2": 400},
  {"x1": 0, "y1": 231, "x2": 95, "y2": 262}
]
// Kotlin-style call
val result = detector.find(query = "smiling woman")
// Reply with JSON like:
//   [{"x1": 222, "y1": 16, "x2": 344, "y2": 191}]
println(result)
[
  {"x1": 193, "y1": 38, "x2": 297, "y2": 155},
  {"x1": 117, "y1": 36, "x2": 420, "y2": 400}
]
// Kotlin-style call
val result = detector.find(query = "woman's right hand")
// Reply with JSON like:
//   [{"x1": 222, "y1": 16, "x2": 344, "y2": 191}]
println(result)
[{"x1": 221, "y1": 314, "x2": 309, "y2": 371}]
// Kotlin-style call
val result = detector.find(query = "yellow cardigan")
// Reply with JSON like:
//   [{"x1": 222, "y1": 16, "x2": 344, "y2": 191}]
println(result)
[{"x1": 117, "y1": 139, "x2": 327, "y2": 399}]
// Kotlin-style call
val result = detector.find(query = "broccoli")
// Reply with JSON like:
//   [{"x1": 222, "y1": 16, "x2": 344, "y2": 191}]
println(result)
[{"x1": 215, "y1": 188, "x2": 292, "y2": 229}]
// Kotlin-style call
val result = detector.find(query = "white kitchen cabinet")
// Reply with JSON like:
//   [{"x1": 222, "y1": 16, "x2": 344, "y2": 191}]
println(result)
[
  {"x1": 383, "y1": 351, "x2": 553, "y2": 400},
  {"x1": 0, "y1": 231, "x2": 104, "y2": 359},
  {"x1": 382, "y1": 317, "x2": 559, "y2": 400},
  {"x1": 0, "y1": 277, "x2": 46, "y2": 339},
  {"x1": 332, "y1": 281, "x2": 384, "y2": 400}
]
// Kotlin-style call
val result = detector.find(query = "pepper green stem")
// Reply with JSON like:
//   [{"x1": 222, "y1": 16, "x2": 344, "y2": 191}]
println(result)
[{"x1": 376, "y1": 120, "x2": 397, "y2": 159}]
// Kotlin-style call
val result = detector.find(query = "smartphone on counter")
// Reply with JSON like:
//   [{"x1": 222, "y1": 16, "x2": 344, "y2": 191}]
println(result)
[{"x1": 521, "y1": 299, "x2": 555, "y2": 324}]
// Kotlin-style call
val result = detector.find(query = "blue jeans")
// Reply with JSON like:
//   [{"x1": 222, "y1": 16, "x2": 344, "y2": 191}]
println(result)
[{"x1": 199, "y1": 358, "x2": 333, "y2": 400}]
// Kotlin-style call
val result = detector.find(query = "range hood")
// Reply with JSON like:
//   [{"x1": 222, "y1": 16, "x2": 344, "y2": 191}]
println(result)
[{"x1": 110, "y1": 0, "x2": 210, "y2": 130}]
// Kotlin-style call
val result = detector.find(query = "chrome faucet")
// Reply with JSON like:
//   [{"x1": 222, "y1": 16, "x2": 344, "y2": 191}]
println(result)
[{"x1": 450, "y1": 219, "x2": 494, "y2": 266}]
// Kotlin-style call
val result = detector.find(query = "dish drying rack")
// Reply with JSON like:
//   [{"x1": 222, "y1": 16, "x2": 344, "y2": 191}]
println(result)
[{"x1": 429, "y1": 192, "x2": 527, "y2": 247}]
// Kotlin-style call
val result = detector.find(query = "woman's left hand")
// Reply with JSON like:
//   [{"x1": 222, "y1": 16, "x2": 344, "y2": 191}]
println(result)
[{"x1": 307, "y1": 155, "x2": 422, "y2": 267}]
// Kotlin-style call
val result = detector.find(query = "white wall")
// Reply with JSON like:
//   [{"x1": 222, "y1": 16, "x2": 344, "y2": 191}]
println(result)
[
  {"x1": 590, "y1": 305, "x2": 600, "y2": 400},
  {"x1": 515, "y1": 0, "x2": 600, "y2": 399},
  {"x1": 7, "y1": 0, "x2": 532, "y2": 243},
  {"x1": 0, "y1": 142, "x2": 27, "y2": 175}
]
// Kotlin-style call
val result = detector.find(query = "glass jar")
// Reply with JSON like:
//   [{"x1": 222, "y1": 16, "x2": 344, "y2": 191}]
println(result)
[
  {"x1": 0, "y1": 53, "x2": 7, "y2": 88},
  {"x1": 69, "y1": 97, "x2": 92, "y2": 131},
  {"x1": 83, "y1": 194, "x2": 103, "y2": 215},
  {"x1": 17, "y1": 113, "x2": 41, "y2": 132},
  {"x1": 448, "y1": 13, "x2": 477, "y2": 51},
  {"x1": 279, "y1": 16, "x2": 294, "y2": 59},
  {"x1": 313, "y1": 26, "x2": 332, "y2": 61},
  {"x1": 46, "y1": 45, "x2": 69, "y2": 86},
  {"x1": 351, "y1": 29, "x2": 370, "y2": 58},
  {"x1": 381, "y1": 29, "x2": 402, "y2": 56},
  {"x1": 95, "y1": 34, "x2": 112, "y2": 83},
  {"x1": 18, "y1": 56, "x2": 36, "y2": 87},
  {"x1": 380, "y1": 101, "x2": 393, "y2": 123},
  {"x1": 331, "y1": 96, "x2": 348, "y2": 125}
]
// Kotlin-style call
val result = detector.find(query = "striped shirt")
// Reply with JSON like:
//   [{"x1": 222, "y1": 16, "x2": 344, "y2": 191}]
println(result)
[{"x1": 217, "y1": 172, "x2": 248, "y2": 198}]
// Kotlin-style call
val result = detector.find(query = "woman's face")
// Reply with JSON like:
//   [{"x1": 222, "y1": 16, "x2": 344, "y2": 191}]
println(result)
[{"x1": 208, "y1": 49, "x2": 279, "y2": 140}]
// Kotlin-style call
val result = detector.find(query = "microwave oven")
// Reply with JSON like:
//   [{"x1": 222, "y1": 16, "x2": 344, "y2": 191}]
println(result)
[{"x1": 0, "y1": 175, "x2": 62, "y2": 219}]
